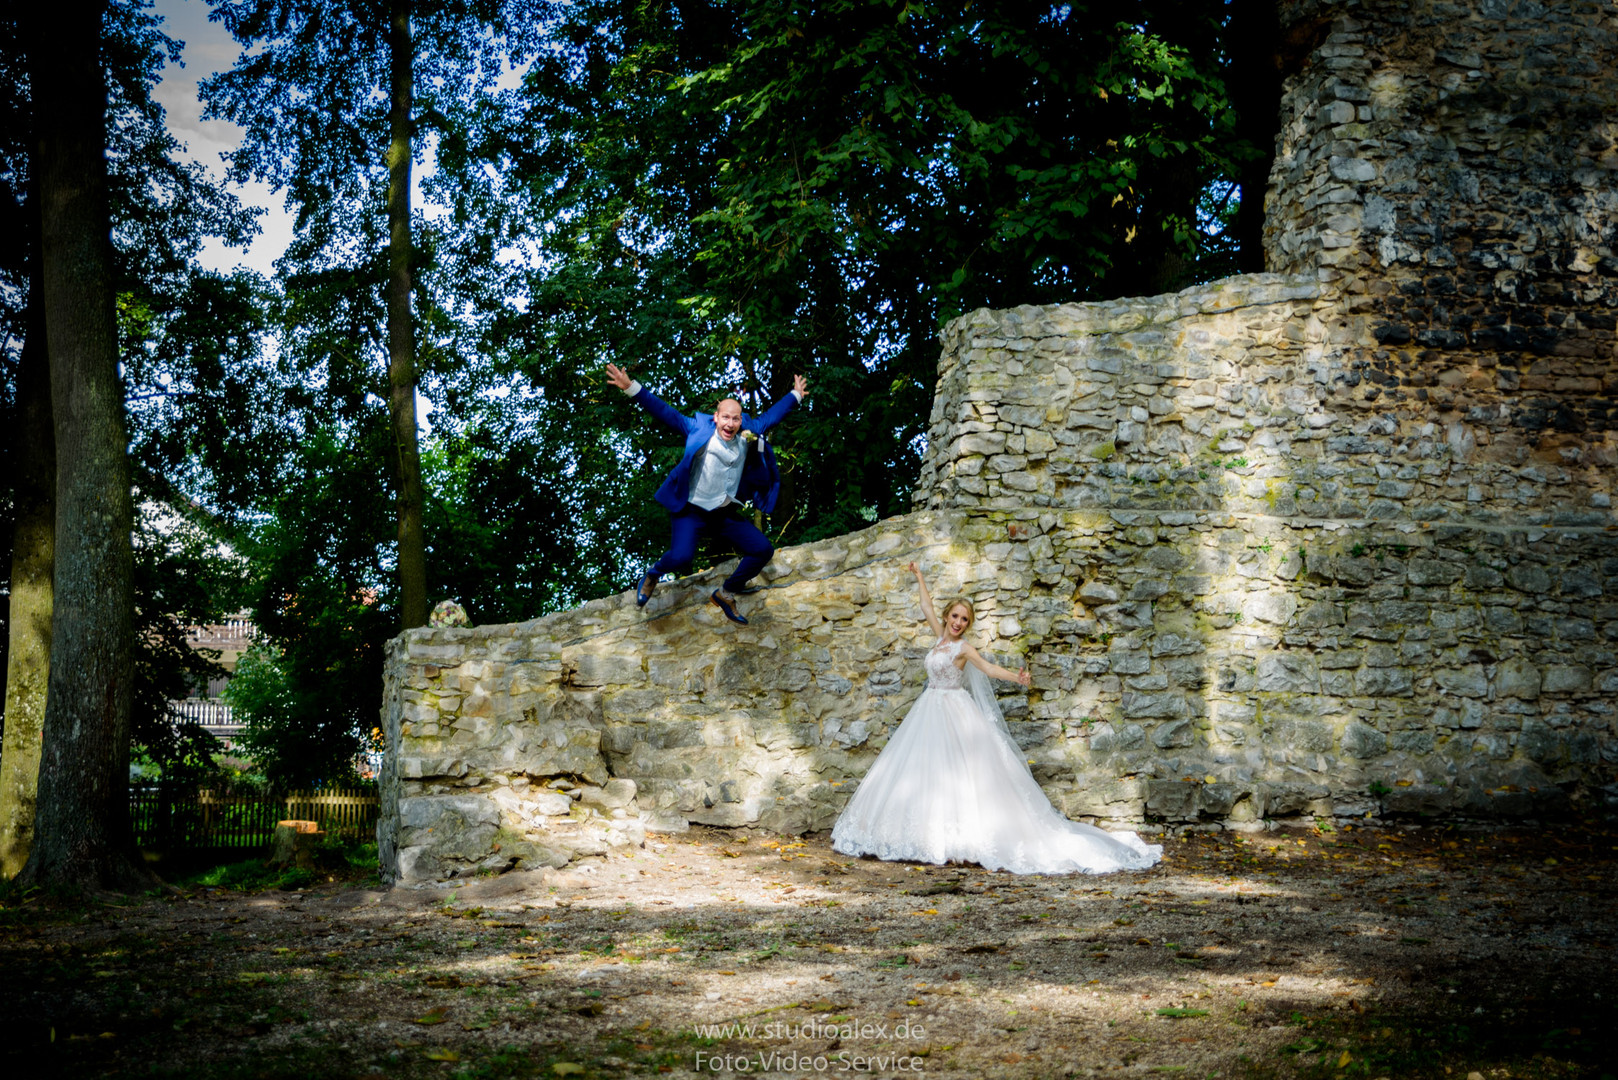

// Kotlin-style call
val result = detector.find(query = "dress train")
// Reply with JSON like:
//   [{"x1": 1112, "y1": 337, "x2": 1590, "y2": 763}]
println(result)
[{"x1": 831, "y1": 639, "x2": 1162, "y2": 875}]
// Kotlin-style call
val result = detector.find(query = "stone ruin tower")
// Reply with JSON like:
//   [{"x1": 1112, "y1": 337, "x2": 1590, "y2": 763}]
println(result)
[{"x1": 376, "y1": 0, "x2": 1618, "y2": 883}]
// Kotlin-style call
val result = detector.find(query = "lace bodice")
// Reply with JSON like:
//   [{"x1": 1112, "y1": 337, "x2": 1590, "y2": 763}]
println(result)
[{"x1": 926, "y1": 638, "x2": 967, "y2": 690}]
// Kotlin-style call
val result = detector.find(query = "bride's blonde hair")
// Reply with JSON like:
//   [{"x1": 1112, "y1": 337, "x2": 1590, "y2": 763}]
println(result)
[{"x1": 941, "y1": 598, "x2": 976, "y2": 629}]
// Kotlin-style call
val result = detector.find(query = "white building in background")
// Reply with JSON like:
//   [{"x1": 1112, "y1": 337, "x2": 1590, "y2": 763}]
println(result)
[
  {"x1": 173, "y1": 612, "x2": 255, "y2": 748},
  {"x1": 136, "y1": 494, "x2": 257, "y2": 752}
]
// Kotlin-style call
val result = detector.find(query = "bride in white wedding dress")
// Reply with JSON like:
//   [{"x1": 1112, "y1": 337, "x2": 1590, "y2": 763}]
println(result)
[{"x1": 831, "y1": 563, "x2": 1162, "y2": 875}]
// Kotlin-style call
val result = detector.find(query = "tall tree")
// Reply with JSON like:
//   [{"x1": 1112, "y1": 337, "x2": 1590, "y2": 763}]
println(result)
[
  {"x1": 0, "y1": 0, "x2": 261, "y2": 874},
  {"x1": 0, "y1": 248, "x2": 52, "y2": 879},
  {"x1": 226, "y1": 425, "x2": 399, "y2": 788},
  {"x1": 188, "y1": 0, "x2": 550, "y2": 779},
  {"x1": 204, "y1": 0, "x2": 545, "y2": 633},
  {"x1": 0, "y1": 5, "x2": 44, "y2": 876},
  {"x1": 1226, "y1": 0, "x2": 1283, "y2": 272},
  {"x1": 387, "y1": 0, "x2": 427, "y2": 628},
  {"x1": 18, "y1": 0, "x2": 149, "y2": 890}
]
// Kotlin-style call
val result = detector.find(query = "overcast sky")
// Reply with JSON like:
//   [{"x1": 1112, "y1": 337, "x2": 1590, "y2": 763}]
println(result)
[
  {"x1": 149, "y1": 0, "x2": 291, "y2": 277},
  {"x1": 148, "y1": 0, "x2": 445, "y2": 429}
]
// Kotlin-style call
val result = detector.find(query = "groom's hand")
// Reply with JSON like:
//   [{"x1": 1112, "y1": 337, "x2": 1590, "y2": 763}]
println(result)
[
  {"x1": 793, "y1": 374, "x2": 810, "y2": 398},
  {"x1": 605, "y1": 363, "x2": 633, "y2": 392}
]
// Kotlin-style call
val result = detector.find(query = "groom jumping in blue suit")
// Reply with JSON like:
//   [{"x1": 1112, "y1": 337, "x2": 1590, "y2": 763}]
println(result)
[{"x1": 605, "y1": 362, "x2": 809, "y2": 626}]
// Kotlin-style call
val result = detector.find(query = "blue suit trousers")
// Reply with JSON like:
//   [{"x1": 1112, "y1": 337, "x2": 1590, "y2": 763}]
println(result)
[{"x1": 649, "y1": 504, "x2": 773, "y2": 593}]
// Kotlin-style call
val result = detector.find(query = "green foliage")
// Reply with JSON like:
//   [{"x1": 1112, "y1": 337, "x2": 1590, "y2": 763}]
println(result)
[
  {"x1": 200, "y1": 0, "x2": 550, "y2": 460},
  {"x1": 0, "y1": 0, "x2": 260, "y2": 359},
  {"x1": 448, "y1": 0, "x2": 1254, "y2": 565},
  {"x1": 181, "y1": 838, "x2": 379, "y2": 891},
  {"x1": 183, "y1": 859, "x2": 312, "y2": 892},
  {"x1": 201, "y1": 417, "x2": 398, "y2": 790},
  {"x1": 181, "y1": 0, "x2": 606, "y2": 779},
  {"x1": 125, "y1": 272, "x2": 285, "y2": 511},
  {"x1": 14, "y1": 1, "x2": 1267, "y2": 790},
  {"x1": 221, "y1": 644, "x2": 294, "y2": 766},
  {"x1": 421, "y1": 426, "x2": 627, "y2": 622},
  {"x1": 681, "y1": 0, "x2": 1244, "y2": 306}
]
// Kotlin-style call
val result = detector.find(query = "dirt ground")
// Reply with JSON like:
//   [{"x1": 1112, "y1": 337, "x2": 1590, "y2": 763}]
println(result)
[{"x1": 2, "y1": 821, "x2": 1615, "y2": 1080}]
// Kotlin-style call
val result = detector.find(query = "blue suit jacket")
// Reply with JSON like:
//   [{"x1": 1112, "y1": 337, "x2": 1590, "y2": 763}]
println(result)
[{"x1": 632, "y1": 387, "x2": 800, "y2": 514}]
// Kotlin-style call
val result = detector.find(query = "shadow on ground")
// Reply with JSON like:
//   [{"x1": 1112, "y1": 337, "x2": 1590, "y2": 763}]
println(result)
[{"x1": 2, "y1": 822, "x2": 1615, "y2": 1079}]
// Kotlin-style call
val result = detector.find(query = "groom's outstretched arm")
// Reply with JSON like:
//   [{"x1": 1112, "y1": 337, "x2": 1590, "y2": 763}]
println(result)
[
  {"x1": 605, "y1": 362, "x2": 689, "y2": 434},
  {"x1": 752, "y1": 373, "x2": 811, "y2": 434}
]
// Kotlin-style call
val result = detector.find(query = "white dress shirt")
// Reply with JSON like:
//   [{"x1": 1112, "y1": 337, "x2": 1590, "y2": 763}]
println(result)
[{"x1": 687, "y1": 429, "x2": 746, "y2": 510}]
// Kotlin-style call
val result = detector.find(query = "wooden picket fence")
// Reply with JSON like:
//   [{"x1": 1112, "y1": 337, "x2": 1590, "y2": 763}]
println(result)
[{"x1": 130, "y1": 786, "x2": 379, "y2": 850}]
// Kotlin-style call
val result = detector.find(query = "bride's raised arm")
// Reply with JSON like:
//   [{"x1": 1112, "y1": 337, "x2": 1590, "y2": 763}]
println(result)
[
  {"x1": 960, "y1": 642, "x2": 1032, "y2": 687},
  {"x1": 908, "y1": 562, "x2": 943, "y2": 639}
]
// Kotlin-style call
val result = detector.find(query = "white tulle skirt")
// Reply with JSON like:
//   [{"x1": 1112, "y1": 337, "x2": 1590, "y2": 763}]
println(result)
[{"x1": 831, "y1": 687, "x2": 1162, "y2": 875}]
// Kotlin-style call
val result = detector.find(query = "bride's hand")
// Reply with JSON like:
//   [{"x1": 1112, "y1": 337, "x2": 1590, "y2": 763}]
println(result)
[
  {"x1": 1016, "y1": 667, "x2": 1031, "y2": 687},
  {"x1": 908, "y1": 561, "x2": 921, "y2": 575}
]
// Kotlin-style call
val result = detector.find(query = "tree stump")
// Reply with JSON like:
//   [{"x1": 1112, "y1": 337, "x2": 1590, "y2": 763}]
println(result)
[{"x1": 267, "y1": 819, "x2": 324, "y2": 869}]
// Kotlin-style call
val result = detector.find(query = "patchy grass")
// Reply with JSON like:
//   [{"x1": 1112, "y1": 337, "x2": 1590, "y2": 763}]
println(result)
[
  {"x1": 2, "y1": 825, "x2": 1615, "y2": 1078},
  {"x1": 175, "y1": 838, "x2": 381, "y2": 893}
]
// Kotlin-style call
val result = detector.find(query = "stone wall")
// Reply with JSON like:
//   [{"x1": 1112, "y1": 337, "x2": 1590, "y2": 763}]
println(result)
[
  {"x1": 377, "y1": 0, "x2": 1618, "y2": 883},
  {"x1": 915, "y1": 271, "x2": 1616, "y2": 524},
  {"x1": 1264, "y1": 0, "x2": 1618, "y2": 444},
  {"x1": 380, "y1": 279, "x2": 1618, "y2": 884},
  {"x1": 378, "y1": 513, "x2": 1020, "y2": 883}
]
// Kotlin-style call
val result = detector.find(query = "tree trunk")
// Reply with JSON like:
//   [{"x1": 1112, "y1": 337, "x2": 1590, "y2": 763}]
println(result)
[
  {"x1": 267, "y1": 820, "x2": 324, "y2": 870},
  {"x1": 387, "y1": 0, "x2": 428, "y2": 630},
  {"x1": 18, "y1": 0, "x2": 151, "y2": 891},
  {"x1": 0, "y1": 238, "x2": 55, "y2": 879}
]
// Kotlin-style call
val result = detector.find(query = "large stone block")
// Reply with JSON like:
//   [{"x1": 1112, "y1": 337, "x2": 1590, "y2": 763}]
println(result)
[
  {"x1": 1435, "y1": 666, "x2": 1488, "y2": 698},
  {"x1": 1355, "y1": 667, "x2": 1413, "y2": 696},
  {"x1": 1380, "y1": 784, "x2": 1452, "y2": 816},
  {"x1": 1494, "y1": 659, "x2": 1542, "y2": 700},
  {"x1": 1263, "y1": 783, "x2": 1331, "y2": 817},
  {"x1": 1243, "y1": 593, "x2": 1299, "y2": 625},
  {"x1": 570, "y1": 652, "x2": 644, "y2": 687},
  {"x1": 1518, "y1": 719, "x2": 1564, "y2": 764},
  {"x1": 1150, "y1": 719, "x2": 1194, "y2": 749},
  {"x1": 1339, "y1": 720, "x2": 1388, "y2": 760},
  {"x1": 1143, "y1": 780, "x2": 1199, "y2": 820},
  {"x1": 1123, "y1": 693, "x2": 1189, "y2": 720},
  {"x1": 578, "y1": 778, "x2": 639, "y2": 813},
  {"x1": 1257, "y1": 654, "x2": 1318, "y2": 693},
  {"x1": 1505, "y1": 564, "x2": 1552, "y2": 594},
  {"x1": 1542, "y1": 665, "x2": 1592, "y2": 694},
  {"x1": 1280, "y1": 720, "x2": 1335, "y2": 755},
  {"x1": 393, "y1": 795, "x2": 503, "y2": 881}
]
